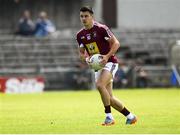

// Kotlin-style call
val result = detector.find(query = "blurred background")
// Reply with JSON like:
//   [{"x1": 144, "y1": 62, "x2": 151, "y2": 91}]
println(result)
[{"x1": 0, "y1": 0, "x2": 180, "y2": 93}]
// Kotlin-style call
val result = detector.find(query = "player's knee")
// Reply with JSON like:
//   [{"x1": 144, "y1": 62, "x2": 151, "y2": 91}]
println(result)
[
  {"x1": 96, "y1": 82, "x2": 104, "y2": 91},
  {"x1": 110, "y1": 96, "x2": 115, "y2": 105}
]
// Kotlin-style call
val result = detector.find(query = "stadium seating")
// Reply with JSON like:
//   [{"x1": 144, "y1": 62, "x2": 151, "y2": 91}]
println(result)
[
  {"x1": 0, "y1": 34, "x2": 83, "y2": 89},
  {"x1": 0, "y1": 29, "x2": 180, "y2": 89},
  {"x1": 113, "y1": 29, "x2": 180, "y2": 65},
  {"x1": 0, "y1": 36, "x2": 79, "y2": 69},
  {"x1": 112, "y1": 29, "x2": 180, "y2": 88}
]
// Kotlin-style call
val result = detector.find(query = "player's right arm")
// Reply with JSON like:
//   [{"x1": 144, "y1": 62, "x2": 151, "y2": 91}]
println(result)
[
  {"x1": 76, "y1": 33, "x2": 90, "y2": 64},
  {"x1": 79, "y1": 46, "x2": 86, "y2": 62},
  {"x1": 79, "y1": 46, "x2": 92, "y2": 65}
]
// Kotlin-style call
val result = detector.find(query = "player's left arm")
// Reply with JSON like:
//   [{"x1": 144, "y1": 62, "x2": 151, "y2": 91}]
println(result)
[
  {"x1": 106, "y1": 35, "x2": 120, "y2": 58},
  {"x1": 101, "y1": 35, "x2": 120, "y2": 65}
]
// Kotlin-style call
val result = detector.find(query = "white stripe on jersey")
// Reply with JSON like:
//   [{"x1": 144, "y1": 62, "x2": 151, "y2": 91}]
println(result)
[{"x1": 79, "y1": 43, "x2": 84, "y2": 48}]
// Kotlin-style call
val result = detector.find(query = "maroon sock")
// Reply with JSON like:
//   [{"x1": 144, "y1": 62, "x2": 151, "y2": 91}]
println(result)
[
  {"x1": 105, "y1": 105, "x2": 111, "y2": 113},
  {"x1": 120, "y1": 107, "x2": 130, "y2": 116}
]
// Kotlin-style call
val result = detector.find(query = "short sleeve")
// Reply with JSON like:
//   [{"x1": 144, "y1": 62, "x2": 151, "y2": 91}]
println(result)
[
  {"x1": 101, "y1": 25, "x2": 114, "y2": 40},
  {"x1": 76, "y1": 33, "x2": 84, "y2": 48}
]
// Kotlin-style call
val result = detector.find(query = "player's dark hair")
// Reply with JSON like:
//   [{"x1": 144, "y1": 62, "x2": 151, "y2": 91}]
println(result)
[{"x1": 80, "y1": 6, "x2": 94, "y2": 14}]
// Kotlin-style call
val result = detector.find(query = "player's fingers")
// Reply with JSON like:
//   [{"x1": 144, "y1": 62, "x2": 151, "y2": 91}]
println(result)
[{"x1": 100, "y1": 60, "x2": 106, "y2": 65}]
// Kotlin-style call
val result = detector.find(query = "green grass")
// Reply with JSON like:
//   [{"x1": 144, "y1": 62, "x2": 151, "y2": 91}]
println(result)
[{"x1": 0, "y1": 88, "x2": 180, "y2": 134}]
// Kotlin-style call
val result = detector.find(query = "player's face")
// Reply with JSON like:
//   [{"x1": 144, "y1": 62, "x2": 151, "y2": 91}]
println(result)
[{"x1": 80, "y1": 11, "x2": 93, "y2": 29}]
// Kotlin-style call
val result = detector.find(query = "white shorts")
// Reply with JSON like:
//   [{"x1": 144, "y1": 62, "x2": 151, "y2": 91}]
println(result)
[{"x1": 95, "y1": 62, "x2": 119, "y2": 82}]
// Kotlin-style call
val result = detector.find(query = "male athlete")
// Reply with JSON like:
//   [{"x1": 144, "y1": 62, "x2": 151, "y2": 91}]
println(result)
[{"x1": 76, "y1": 6, "x2": 137, "y2": 126}]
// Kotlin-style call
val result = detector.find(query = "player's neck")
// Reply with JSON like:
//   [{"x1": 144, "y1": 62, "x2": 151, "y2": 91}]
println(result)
[{"x1": 84, "y1": 21, "x2": 94, "y2": 30}]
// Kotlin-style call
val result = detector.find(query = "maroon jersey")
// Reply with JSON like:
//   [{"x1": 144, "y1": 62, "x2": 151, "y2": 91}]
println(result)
[{"x1": 76, "y1": 21, "x2": 118, "y2": 63}]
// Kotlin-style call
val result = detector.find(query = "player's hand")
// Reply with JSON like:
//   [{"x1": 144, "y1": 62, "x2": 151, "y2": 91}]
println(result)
[
  {"x1": 85, "y1": 57, "x2": 94, "y2": 69},
  {"x1": 85, "y1": 57, "x2": 91, "y2": 65},
  {"x1": 100, "y1": 55, "x2": 109, "y2": 65}
]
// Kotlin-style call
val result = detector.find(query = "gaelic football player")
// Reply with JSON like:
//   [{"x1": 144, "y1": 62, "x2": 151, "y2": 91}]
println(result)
[{"x1": 76, "y1": 6, "x2": 137, "y2": 126}]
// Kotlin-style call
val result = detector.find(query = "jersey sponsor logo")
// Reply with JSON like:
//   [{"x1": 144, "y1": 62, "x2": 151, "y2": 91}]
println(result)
[
  {"x1": 81, "y1": 36, "x2": 85, "y2": 39},
  {"x1": 85, "y1": 42, "x2": 100, "y2": 55}
]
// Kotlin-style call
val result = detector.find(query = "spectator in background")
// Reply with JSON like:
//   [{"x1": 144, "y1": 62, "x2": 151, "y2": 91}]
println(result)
[
  {"x1": 73, "y1": 62, "x2": 91, "y2": 90},
  {"x1": 136, "y1": 68, "x2": 148, "y2": 88},
  {"x1": 16, "y1": 10, "x2": 35, "y2": 36},
  {"x1": 170, "y1": 70, "x2": 178, "y2": 86},
  {"x1": 34, "y1": 11, "x2": 56, "y2": 37},
  {"x1": 114, "y1": 61, "x2": 129, "y2": 88},
  {"x1": 134, "y1": 58, "x2": 148, "y2": 88}
]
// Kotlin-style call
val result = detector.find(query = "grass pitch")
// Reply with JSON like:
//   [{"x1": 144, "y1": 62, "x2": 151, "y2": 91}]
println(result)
[{"x1": 0, "y1": 88, "x2": 180, "y2": 134}]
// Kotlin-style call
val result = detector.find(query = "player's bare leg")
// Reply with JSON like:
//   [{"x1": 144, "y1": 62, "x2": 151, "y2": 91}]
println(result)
[
  {"x1": 106, "y1": 75, "x2": 137, "y2": 125},
  {"x1": 96, "y1": 69, "x2": 115, "y2": 126},
  {"x1": 96, "y1": 70, "x2": 111, "y2": 106},
  {"x1": 106, "y1": 82, "x2": 124, "y2": 110}
]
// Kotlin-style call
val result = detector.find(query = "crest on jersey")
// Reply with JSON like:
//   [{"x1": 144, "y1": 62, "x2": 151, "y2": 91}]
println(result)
[{"x1": 86, "y1": 34, "x2": 91, "y2": 40}]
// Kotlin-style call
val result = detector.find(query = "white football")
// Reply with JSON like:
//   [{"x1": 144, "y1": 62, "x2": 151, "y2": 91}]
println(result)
[{"x1": 89, "y1": 54, "x2": 104, "y2": 70}]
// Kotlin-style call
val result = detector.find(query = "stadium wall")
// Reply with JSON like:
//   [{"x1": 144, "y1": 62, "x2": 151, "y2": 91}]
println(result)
[{"x1": 117, "y1": 0, "x2": 180, "y2": 29}]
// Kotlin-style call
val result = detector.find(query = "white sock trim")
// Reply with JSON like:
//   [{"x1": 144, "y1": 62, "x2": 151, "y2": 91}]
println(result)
[
  {"x1": 106, "y1": 113, "x2": 114, "y2": 120},
  {"x1": 126, "y1": 113, "x2": 134, "y2": 119}
]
